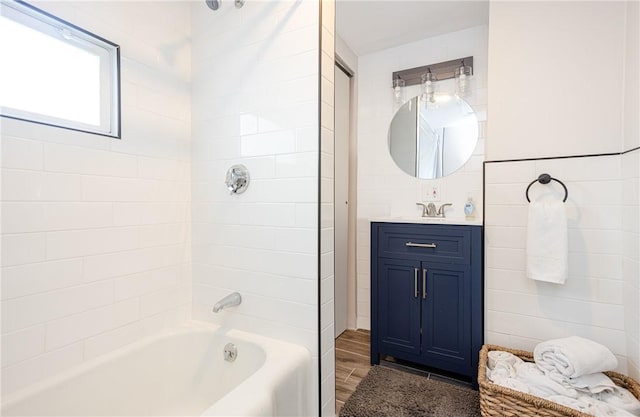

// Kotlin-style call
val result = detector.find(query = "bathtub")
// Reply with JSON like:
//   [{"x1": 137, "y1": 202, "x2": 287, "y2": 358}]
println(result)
[{"x1": 1, "y1": 322, "x2": 311, "y2": 416}]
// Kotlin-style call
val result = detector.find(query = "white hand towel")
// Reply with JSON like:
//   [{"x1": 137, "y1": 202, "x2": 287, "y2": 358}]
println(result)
[
  {"x1": 526, "y1": 200, "x2": 568, "y2": 284},
  {"x1": 534, "y1": 336, "x2": 618, "y2": 378}
]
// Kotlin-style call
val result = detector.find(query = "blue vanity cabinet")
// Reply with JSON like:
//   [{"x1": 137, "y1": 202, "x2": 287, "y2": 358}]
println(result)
[
  {"x1": 421, "y1": 262, "x2": 471, "y2": 373},
  {"x1": 377, "y1": 258, "x2": 422, "y2": 355},
  {"x1": 371, "y1": 222, "x2": 483, "y2": 383}
]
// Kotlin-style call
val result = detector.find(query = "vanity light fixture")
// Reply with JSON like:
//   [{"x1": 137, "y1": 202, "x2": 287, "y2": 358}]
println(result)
[
  {"x1": 393, "y1": 75, "x2": 406, "y2": 106},
  {"x1": 391, "y1": 56, "x2": 473, "y2": 99},
  {"x1": 420, "y1": 69, "x2": 436, "y2": 105},
  {"x1": 454, "y1": 60, "x2": 473, "y2": 97}
]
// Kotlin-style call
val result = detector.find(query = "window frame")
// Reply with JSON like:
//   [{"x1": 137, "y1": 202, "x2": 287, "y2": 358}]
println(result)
[{"x1": 0, "y1": 0, "x2": 121, "y2": 138}]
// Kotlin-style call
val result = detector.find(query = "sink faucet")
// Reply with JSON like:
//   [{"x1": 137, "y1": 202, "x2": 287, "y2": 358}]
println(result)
[
  {"x1": 416, "y1": 202, "x2": 453, "y2": 218},
  {"x1": 437, "y1": 203, "x2": 453, "y2": 217},
  {"x1": 212, "y1": 292, "x2": 242, "y2": 313},
  {"x1": 416, "y1": 202, "x2": 437, "y2": 217}
]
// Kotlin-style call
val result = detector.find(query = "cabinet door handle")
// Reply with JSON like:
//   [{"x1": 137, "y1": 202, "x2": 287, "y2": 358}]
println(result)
[
  {"x1": 422, "y1": 269, "x2": 427, "y2": 299},
  {"x1": 405, "y1": 242, "x2": 437, "y2": 249},
  {"x1": 414, "y1": 268, "x2": 419, "y2": 298}
]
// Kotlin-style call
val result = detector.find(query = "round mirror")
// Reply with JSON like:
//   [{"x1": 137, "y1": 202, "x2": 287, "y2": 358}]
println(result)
[{"x1": 388, "y1": 95, "x2": 478, "y2": 179}]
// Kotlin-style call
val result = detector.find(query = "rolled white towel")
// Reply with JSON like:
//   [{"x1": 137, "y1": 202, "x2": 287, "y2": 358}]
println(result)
[
  {"x1": 534, "y1": 336, "x2": 618, "y2": 378},
  {"x1": 495, "y1": 377, "x2": 530, "y2": 394},
  {"x1": 547, "y1": 395, "x2": 635, "y2": 417},
  {"x1": 488, "y1": 350, "x2": 523, "y2": 369},
  {"x1": 596, "y1": 386, "x2": 640, "y2": 416},
  {"x1": 515, "y1": 362, "x2": 578, "y2": 399}
]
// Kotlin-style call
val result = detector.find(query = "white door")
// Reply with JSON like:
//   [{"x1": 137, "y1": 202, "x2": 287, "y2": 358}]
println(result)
[{"x1": 334, "y1": 65, "x2": 350, "y2": 337}]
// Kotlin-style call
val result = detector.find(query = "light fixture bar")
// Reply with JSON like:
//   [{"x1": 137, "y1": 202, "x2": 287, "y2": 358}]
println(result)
[{"x1": 391, "y1": 56, "x2": 473, "y2": 87}]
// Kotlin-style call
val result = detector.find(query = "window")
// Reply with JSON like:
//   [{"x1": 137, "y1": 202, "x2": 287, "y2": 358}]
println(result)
[{"x1": 0, "y1": 0, "x2": 120, "y2": 138}]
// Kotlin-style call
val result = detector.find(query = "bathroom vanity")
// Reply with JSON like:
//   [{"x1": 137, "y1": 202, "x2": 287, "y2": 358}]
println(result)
[{"x1": 370, "y1": 221, "x2": 483, "y2": 383}]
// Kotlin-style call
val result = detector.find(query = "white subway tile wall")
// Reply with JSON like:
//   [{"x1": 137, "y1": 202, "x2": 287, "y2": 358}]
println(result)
[
  {"x1": 0, "y1": 1, "x2": 192, "y2": 396},
  {"x1": 190, "y1": 1, "x2": 320, "y2": 414},
  {"x1": 355, "y1": 26, "x2": 488, "y2": 329},
  {"x1": 623, "y1": 0, "x2": 640, "y2": 381},
  {"x1": 623, "y1": 149, "x2": 640, "y2": 379},
  {"x1": 484, "y1": 156, "x2": 631, "y2": 373}
]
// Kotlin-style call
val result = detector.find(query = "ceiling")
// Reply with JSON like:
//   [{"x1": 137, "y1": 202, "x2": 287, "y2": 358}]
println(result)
[{"x1": 336, "y1": 0, "x2": 490, "y2": 56}]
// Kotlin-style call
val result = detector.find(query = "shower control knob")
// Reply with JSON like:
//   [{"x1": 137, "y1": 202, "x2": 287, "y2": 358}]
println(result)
[{"x1": 225, "y1": 164, "x2": 250, "y2": 194}]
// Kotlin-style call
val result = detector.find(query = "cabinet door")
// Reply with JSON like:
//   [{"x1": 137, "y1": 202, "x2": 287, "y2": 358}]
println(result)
[
  {"x1": 421, "y1": 263, "x2": 471, "y2": 374},
  {"x1": 377, "y1": 258, "x2": 422, "y2": 356}
]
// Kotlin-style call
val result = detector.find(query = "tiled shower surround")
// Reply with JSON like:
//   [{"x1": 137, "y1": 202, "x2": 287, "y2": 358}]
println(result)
[
  {"x1": 189, "y1": 0, "x2": 331, "y2": 411},
  {"x1": 1, "y1": 0, "x2": 333, "y2": 405},
  {"x1": 1, "y1": 1, "x2": 192, "y2": 396}
]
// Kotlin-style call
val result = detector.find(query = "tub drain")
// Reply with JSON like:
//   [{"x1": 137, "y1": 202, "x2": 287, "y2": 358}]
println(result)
[{"x1": 224, "y1": 343, "x2": 237, "y2": 362}]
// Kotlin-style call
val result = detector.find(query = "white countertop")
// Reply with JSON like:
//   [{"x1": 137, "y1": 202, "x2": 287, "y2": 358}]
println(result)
[{"x1": 369, "y1": 217, "x2": 483, "y2": 226}]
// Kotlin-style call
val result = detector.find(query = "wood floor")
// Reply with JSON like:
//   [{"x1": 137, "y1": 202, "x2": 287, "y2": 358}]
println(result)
[{"x1": 335, "y1": 329, "x2": 370, "y2": 415}]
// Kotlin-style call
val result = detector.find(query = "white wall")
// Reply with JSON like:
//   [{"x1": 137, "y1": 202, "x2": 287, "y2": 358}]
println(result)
[
  {"x1": 624, "y1": 0, "x2": 640, "y2": 152},
  {"x1": 485, "y1": 1, "x2": 636, "y2": 373},
  {"x1": 486, "y1": 1, "x2": 626, "y2": 160},
  {"x1": 189, "y1": 1, "x2": 320, "y2": 414},
  {"x1": 1, "y1": 1, "x2": 192, "y2": 397},
  {"x1": 356, "y1": 26, "x2": 488, "y2": 329},
  {"x1": 622, "y1": 0, "x2": 640, "y2": 380}
]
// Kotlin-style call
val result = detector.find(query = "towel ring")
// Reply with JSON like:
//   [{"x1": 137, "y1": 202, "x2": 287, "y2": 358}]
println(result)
[{"x1": 525, "y1": 173, "x2": 568, "y2": 203}]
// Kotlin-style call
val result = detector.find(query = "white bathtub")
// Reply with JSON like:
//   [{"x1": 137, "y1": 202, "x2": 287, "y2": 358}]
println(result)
[{"x1": 1, "y1": 322, "x2": 311, "y2": 417}]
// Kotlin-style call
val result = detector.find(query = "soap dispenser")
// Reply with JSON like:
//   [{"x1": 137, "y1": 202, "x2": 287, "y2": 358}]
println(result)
[{"x1": 464, "y1": 197, "x2": 475, "y2": 220}]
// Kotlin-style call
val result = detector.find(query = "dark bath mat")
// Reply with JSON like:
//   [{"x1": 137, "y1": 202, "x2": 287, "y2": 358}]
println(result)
[{"x1": 339, "y1": 365, "x2": 481, "y2": 417}]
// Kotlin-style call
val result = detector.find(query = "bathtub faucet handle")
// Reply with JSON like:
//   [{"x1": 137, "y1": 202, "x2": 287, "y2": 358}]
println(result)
[{"x1": 212, "y1": 292, "x2": 242, "y2": 313}]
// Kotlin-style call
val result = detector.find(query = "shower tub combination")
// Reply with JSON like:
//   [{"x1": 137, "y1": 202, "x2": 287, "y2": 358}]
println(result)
[{"x1": 1, "y1": 322, "x2": 311, "y2": 416}]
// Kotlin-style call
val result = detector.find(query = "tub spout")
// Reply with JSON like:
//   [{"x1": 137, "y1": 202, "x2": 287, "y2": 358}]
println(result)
[{"x1": 212, "y1": 292, "x2": 242, "y2": 313}]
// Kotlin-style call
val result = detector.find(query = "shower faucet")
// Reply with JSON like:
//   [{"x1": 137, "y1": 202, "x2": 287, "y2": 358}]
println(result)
[{"x1": 212, "y1": 292, "x2": 242, "y2": 313}]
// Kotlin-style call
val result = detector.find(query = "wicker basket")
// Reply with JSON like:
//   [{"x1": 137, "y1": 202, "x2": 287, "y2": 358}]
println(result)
[{"x1": 478, "y1": 344, "x2": 640, "y2": 417}]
